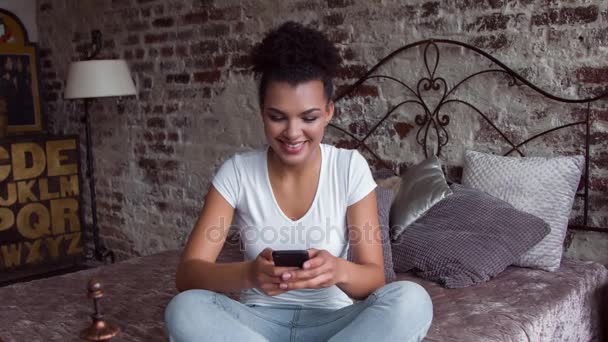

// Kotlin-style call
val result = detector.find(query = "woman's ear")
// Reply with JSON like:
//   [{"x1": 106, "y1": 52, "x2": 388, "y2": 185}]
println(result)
[{"x1": 325, "y1": 101, "x2": 335, "y2": 125}]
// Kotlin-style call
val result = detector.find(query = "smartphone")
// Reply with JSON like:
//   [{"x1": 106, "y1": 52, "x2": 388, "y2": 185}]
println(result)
[{"x1": 272, "y1": 250, "x2": 309, "y2": 268}]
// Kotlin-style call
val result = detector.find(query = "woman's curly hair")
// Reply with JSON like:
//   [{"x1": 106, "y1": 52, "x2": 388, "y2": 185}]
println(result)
[{"x1": 250, "y1": 21, "x2": 341, "y2": 107}]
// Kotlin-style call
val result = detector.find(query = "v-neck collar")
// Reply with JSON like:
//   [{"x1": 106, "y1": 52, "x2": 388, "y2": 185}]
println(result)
[{"x1": 264, "y1": 144, "x2": 324, "y2": 223}]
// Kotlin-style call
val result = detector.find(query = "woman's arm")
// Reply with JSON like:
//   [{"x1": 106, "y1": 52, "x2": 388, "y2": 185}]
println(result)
[
  {"x1": 280, "y1": 190, "x2": 385, "y2": 300},
  {"x1": 176, "y1": 184, "x2": 295, "y2": 295},
  {"x1": 175, "y1": 184, "x2": 254, "y2": 293},
  {"x1": 337, "y1": 189, "x2": 385, "y2": 298}
]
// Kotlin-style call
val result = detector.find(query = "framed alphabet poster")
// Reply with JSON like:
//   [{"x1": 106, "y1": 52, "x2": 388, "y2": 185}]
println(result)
[{"x1": 0, "y1": 135, "x2": 84, "y2": 283}]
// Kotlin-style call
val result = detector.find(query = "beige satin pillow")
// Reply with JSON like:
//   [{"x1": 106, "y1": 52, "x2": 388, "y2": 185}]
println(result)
[
  {"x1": 375, "y1": 176, "x2": 402, "y2": 195},
  {"x1": 390, "y1": 156, "x2": 452, "y2": 240}
]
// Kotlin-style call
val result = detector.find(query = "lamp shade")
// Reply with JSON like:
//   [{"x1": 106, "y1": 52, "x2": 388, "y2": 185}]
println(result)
[{"x1": 64, "y1": 59, "x2": 137, "y2": 99}]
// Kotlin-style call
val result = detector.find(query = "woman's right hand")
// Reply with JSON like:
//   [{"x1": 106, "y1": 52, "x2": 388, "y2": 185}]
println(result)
[{"x1": 249, "y1": 248, "x2": 297, "y2": 296}]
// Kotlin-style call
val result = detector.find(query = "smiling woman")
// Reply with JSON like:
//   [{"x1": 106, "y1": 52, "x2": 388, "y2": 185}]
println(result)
[{"x1": 164, "y1": 21, "x2": 433, "y2": 342}]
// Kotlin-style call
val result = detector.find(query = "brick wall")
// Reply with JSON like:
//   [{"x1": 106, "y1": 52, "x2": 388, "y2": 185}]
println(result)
[{"x1": 37, "y1": 0, "x2": 608, "y2": 263}]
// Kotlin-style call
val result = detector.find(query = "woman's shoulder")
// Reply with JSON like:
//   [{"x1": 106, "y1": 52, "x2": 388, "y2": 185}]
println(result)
[
  {"x1": 224, "y1": 145, "x2": 268, "y2": 165},
  {"x1": 322, "y1": 143, "x2": 360, "y2": 165}
]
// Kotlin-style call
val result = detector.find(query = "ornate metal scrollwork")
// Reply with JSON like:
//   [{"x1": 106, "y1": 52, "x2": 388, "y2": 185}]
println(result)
[{"x1": 329, "y1": 39, "x2": 608, "y2": 232}]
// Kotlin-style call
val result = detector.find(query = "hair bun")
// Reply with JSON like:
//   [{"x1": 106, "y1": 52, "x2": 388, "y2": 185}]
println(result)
[{"x1": 251, "y1": 21, "x2": 341, "y2": 77}]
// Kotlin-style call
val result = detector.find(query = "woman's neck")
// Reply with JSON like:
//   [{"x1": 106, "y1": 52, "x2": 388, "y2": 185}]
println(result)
[{"x1": 267, "y1": 144, "x2": 321, "y2": 180}]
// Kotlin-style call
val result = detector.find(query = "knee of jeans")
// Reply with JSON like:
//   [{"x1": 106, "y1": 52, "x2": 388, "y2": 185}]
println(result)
[
  {"x1": 164, "y1": 289, "x2": 216, "y2": 326},
  {"x1": 376, "y1": 281, "x2": 433, "y2": 318}
]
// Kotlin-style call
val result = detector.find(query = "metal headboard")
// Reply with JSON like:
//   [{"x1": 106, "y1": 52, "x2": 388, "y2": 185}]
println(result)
[{"x1": 329, "y1": 39, "x2": 608, "y2": 234}]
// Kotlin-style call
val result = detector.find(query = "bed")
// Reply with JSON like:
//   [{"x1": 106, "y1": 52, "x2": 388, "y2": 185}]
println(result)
[{"x1": 1, "y1": 39, "x2": 607, "y2": 341}]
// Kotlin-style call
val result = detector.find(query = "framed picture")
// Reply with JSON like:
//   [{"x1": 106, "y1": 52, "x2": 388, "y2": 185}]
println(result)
[{"x1": 0, "y1": 8, "x2": 42, "y2": 134}]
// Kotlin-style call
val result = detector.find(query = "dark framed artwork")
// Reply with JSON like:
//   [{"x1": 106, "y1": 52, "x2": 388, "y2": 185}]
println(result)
[{"x1": 0, "y1": 8, "x2": 42, "y2": 134}]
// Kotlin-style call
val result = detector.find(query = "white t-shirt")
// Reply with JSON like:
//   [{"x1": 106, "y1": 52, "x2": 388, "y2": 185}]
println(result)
[{"x1": 212, "y1": 143, "x2": 377, "y2": 309}]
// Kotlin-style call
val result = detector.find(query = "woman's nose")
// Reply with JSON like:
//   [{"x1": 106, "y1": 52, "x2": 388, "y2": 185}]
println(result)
[{"x1": 283, "y1": 120, "x2": 300, "y2": 139}]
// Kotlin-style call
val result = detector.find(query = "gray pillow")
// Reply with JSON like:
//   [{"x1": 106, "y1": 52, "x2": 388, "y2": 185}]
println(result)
[
  {"x1": 391, "y1": 184, "x2": 550, "y2": 288},
  {"x1": 390, "y1": 156, "x2": 452, "y2": 240},
  {"x1": 462, "y1": 150, "x2": 583, "y2": 271},
  {"x1": 348, "y1": 186, "x2": 396, "y2": 282}
]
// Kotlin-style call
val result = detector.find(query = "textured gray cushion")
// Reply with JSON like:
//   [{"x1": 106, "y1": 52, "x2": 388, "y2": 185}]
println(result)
[
  {"x1": 391, "y1": 184, "x2": 550, "y2": 288},
  {"x1": 347, "y1": 186, "x2": 396, "y2": 282},
  {"x1": 462, "y1": 150, "x2": 583, "y2": 271},
  {"x1": 390, "y1": 156, "x2": 452, "y2": 240}
]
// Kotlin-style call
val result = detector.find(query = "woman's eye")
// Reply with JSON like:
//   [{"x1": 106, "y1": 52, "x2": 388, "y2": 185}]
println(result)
[
  {"x1": 269, "y1": 116, "x2": 284, "y2": 121},
  {"x1": 303, "y1": 117, "x2": 318, "y2": 123}
]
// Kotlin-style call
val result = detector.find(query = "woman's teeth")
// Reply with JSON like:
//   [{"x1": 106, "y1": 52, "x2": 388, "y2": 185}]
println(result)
[{"x1": 286, "y1": 142, "x2": 304, "y2": 148}]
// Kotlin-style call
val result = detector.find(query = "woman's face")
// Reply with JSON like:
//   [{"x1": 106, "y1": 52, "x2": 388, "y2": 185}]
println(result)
[{"x1": 262, "y1": 79, "x2": 334, "y2": 168}]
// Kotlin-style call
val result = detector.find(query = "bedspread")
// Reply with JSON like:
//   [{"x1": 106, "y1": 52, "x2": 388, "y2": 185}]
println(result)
[{"x1": 0, "y1": 247, "x2": 605, "y2": 341}]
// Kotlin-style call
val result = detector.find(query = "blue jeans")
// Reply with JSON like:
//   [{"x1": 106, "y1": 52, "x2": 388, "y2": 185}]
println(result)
[{"x1": 165, "y1": 281, "x2": 433, "y2": 342}]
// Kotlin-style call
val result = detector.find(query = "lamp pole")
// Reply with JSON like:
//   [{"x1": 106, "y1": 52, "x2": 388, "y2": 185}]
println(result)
[{"x1": 82, "y1": 30, "x2": 114, "y2": 264}]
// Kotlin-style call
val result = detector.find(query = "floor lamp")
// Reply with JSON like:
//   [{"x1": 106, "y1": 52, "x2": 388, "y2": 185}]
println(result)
[{"x1": 64, "y1": 30, "x2": 137, "y2": 263}]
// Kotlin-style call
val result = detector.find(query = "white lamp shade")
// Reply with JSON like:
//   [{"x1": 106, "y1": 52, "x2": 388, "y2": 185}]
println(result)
[{"x1": 64, "y1": 59, "x2": 137, "y2": 99}]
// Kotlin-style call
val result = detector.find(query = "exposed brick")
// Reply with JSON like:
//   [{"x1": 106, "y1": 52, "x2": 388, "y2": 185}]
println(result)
[
  {"x1": 337, "y1": 64, "x2": 367, "y2": 79},
  {"x1": 421, "y1": 2, "x2": 439, "y2": 18},
  {"x1": 235, "y1": 22, "x2": 245, "y2": 33},
  {"x1": 576, "y1": 67, "x2": 608, "y2": 84},
  {"x1": 124, "y1": 35, "x2": 140, "y2": 46},
  {"x1": 176, "y1": 45, "x2": 189, "y2": 57},
  {"x1": 193, "y1": 70, "x2": 221, "y2": 83},
  {"x1": 335, "y1": 139, "x2": 359, "y2": 149},
  {"x1": 208, "y1": 6, "x2": 241, "y2": 20},
  {"x1": 166, "y1": 73, "x2": 191, "y2": 84},
  {"x1": 182, "y1": 11, "x2": 209, "y2": 25},
  {"x1": 131, "y1": 61, "x2": 154, "y2": 72},
  {"x1": 336, "y1": 84, "x2": 379, "y2": 98},
  {"x1": 231, "y1": 54, "x2": 250, "y2": 68},
  {"x1": 201, "y1": 23, "x2": 230, "y2": 37},
  {"x1": 165, "y1": 103, "x2": 179, "y2": 113},
  {"x1": 177, "y1": 30, "x2": 195, "y2": 40},
  {"x1": 152, "y1": 3, "x2": 164, "y2": 15},
  {"x1": 126, "y1": 21, "x2": 150, "y2": 32},
  {"x1": 138, "y1": 158, "x2": 157, "y2": 170},
  {"x1": 324, "y1": 13, "x2": 345, "y2": 26},
  {"x1": 532, "y1": 6, "x2": 599, "y2": 26},
  {"x1": 167, "y1": 132, "x2": 179, "y2": 141},
  {"x1": 342, "y1": 47, "x2": 356, "y2": 61},
  {"x1": 327, "y1": 0, "x2": 354, "y2": 8},
  {"x1": 152, "y1": 17, "x2": 174, "y2": 28},
  {"x1": 144, "y1": 32, "x2": 169, "y2": 44},
  {"x1": 161, "y1": 46, "x2": 174, "y2": 57},
  {"x1": 348, "y1": 121, "x2": 369, "y2": 135},
  {"x1": 140, "y1": 7, "x2": 151, "y2": 17},
  {"x1": 394, "y1": 122, "x2": 414, "y2": 138},
  {"x1": 135, "y1": 49, "x2": 145, "y2": 59},
  {"x1": 150, "y1": 144, "x2": 175, "y2": 154},
  {"x1": 213, "y1": 55, "x2": 228, "y2": 68},
  {"x1": 161, "y1": 160, "x2": 180, "y2": 170},
  {"x1": 190, "y1": 41, "x2": 219, "y2": 55},
  {"x1": 327, "y1": 29, "x2": 350, "y2": 44},
  {"x1": 147, "y1": 117, "x2": 166, "y2": 128},
  {"x1": 469, "y1": 34, "x2": 510, "y2": 50},
  {"x1": 467, "y1": 14, "x2": 512, "y2": 32},
  {"x1": 160, "y1": 61, "x2": 178, "y2": 72}
]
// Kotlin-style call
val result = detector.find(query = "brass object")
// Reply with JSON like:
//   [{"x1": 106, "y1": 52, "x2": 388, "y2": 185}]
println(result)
[{"x1": 80, "y1": 278, "x2": 120, "y2": 341}]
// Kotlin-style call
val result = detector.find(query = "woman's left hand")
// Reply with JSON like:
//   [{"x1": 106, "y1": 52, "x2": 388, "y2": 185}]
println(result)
[{"x1": 279, "y1": 248, "x2": 347, "y2": 290}]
